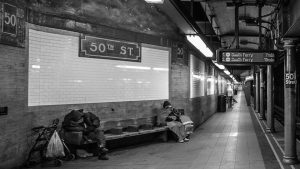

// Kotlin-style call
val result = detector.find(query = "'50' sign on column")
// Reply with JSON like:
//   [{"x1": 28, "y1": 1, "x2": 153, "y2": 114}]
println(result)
[
  {"x1": 285, "y1": 72, "x2": 297, "y2": 88},
  {"x1": 2, "y1": 3, "x2": 17, "y2": 36}
]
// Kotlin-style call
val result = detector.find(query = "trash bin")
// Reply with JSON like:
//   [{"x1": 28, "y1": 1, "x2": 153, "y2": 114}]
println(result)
[{"x1": 217, "y1": 95, "x2": 227, "y2": 112}]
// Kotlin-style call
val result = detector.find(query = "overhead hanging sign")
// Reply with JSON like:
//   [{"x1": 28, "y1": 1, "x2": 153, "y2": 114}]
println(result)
[
  {"x1": 216, "y1": 49, "x2": 276, "y2": 65},
  {"x1": 0, "y1": 2, "x2": 25, "y2": 47},
  {"x1": 79, "y1": 34, "x2": 141, "y2": 62}
]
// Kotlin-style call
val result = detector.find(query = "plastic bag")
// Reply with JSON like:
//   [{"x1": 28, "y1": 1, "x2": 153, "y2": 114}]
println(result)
[
  {"x1": 180, "y1": 115, "x2": 194, "y2": 135},
  {"x1": 46, "y1": 130, "x2": 65, "y2": 158},
  {"x1": 180, "y1": 115, "x2": 193, "y2": 125}
]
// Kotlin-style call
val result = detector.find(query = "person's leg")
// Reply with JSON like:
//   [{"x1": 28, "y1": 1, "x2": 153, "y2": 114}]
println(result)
[
  {"x1": 179, "y1": 124, "x2": 190, "y2": 141},
  {"x1": 179, "y1": 124, "x2": 186, "y2": 141},
  {"x1": 167, "y1": 122, "x2": 185, "y2": 142},
  {"x1": 184, "y1": 124, "x2": 193, "y2": 140},
  {"x1": 227, "y1": 96, "x2": 231, "y2": 108},
  {"x1": 229, "y1": 96, "x2": 233, "y2": 108},
  {"x1": 87, "y1": 130, "x2": 109, "y2": 160},
  {"x1": 96, "y1": 130, "x2": 106, "y2": 148},
  {"x1": 95, "y1": 130, "x2": 109, "y2": 160}
]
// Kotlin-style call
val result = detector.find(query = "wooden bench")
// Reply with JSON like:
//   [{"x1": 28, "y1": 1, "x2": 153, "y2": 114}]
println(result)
[
  {"x1": 102, "y1": 116, "x2": 169, "y2": 143},
  {"x1": 60, "y1": 116, "x2": 170, "y2": 149},
  {"x1": 104, "y1": 125, "x2": 169, "y2": 142}
]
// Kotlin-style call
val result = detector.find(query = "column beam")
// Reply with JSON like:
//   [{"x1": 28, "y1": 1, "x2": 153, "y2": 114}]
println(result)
[
  {"x1": 259, "y1": 67, "x2": 265, "y2": 120},
  {"x1": 266, "y1": 65, "x2": 275, "y2": 132},
  {"x1": 283, "y1": 39, "x2": 298, "y2": 165},
  {"x1": 255, "y1": 72, "x2": 260, "y2": 114}
]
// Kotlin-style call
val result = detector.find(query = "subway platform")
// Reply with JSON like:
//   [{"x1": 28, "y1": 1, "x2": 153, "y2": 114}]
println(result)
[{"x1": 31, "y1": 92, "x2": 300, "y2": 169}]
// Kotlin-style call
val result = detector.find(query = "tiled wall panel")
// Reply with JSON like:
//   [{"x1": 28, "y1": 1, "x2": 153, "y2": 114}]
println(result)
[
  {"x1": 190, "y1": 54, "x2": 205, "y2": 98},
  {"x1": 28, "y1": 29, "x2": 169, "y2": 106},
  {"x1": 207, "y1": 76, "x2": 215, "y2": 95}
]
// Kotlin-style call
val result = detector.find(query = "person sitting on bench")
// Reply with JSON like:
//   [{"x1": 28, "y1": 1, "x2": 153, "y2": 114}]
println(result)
[
  {"x1": 62, "y1": 109, "x2": 109, "y2": 160},
  {"x1": 162, "y1": 101, "x2": 192, "y2": 143}
]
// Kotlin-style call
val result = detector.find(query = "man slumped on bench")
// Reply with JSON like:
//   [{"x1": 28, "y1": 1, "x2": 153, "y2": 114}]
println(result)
[
  {"x1": 62, "y1": 109, "x2": 109, "y2": 160},
  {"x1": 161, "y1": 101, "x2": 194, "y2": 143}
]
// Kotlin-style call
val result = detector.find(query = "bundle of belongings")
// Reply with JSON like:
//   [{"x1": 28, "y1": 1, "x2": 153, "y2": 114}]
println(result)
[
  {"x1": 161, "y1": 101, "x2": 194, "y2": 143},
  {"x1": 61, "y1": 109, "x2": 109, "y2": 160}
]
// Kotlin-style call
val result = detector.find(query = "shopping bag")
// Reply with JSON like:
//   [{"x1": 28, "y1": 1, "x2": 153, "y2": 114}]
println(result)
[
  {"x1": 45, "y1": 130, "x2": 65, "y2": 158},
  {"x1": 180, "y1": 115, "x2": 193, "y2": 125},
  {"x1": 180, "y1": 115, "x2": 194, "y2": 135}
]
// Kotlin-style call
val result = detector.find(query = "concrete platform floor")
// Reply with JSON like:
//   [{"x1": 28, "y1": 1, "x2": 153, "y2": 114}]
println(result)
[{"x1": 32, "y1": 92, "x2": 285, "y2": 169}]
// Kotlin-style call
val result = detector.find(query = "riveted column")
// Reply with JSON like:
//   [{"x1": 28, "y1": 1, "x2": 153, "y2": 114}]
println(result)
[
  {"x1": 259, "y1": 67, "x2": 265, "y2": 120},
  {"x1": 235, "y1": 3, "x2": 239, "y2": 49},
  {"x1": 253, "y1": 66, "x2": 256, "y2": 110},
  {"x1": 255, "y1": 71, "x2": 260, "y2": 114},
  {"x1": 283, "y1": 39, "x2": 298, "y2": 164},
  {"x1": 266, "y1": 65, "x2": 275, "y2": 132}
]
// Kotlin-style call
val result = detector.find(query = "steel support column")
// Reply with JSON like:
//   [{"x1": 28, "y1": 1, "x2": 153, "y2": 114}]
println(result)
[
  {"x1": 283, "y1": 40, "x2": 298, "y2": 164},
  {"x1": 259, "y1": 67, "x2": 265, "y2": 120},
  {"x1": 190, "y1": 0, "x2": 194, "y2": 17},
  {"x1": 266, "y1": 65, "x2": 275, "y2": 132},
  {"x1": 253, "y1": 67, "x2": 256, "y2": 110},
  {"x1": 255, "y1": 72, "x2": 260, "y2": 114},
  {"x1": 258, "y1": 4, "x2": 262, "y2": 49},
  {"x1": 235, "y1": 4, "x2": 239, "y2": 49}
]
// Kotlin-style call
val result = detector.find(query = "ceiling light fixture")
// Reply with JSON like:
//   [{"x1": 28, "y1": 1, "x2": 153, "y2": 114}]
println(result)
[
  {"x1": 186, "y1": 35, "x2": 213, "y2": 57},
  {"x1": 144, "y1": 0, "x2": 164, "y2": 4},
  {"x1": 224, "y1": 70, "x2": 230, "y2": 75},
  {"x1": 213, "y1": 62, "x2": 225, "y2": 70}
]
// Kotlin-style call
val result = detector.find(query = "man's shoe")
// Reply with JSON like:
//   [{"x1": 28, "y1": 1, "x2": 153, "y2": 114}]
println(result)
[
  {"x1": 184, "y1": 138, "x2": 189, "y2": 142},
  {"x1": 100, "y1": 147, "x2": 109, "y2": 153},
  {"x1": 178, "y1": 140, "x2": 184, "y2": 143},
  {"x1": 98, "y1": 154, "x2": 109, "y2": 160}
]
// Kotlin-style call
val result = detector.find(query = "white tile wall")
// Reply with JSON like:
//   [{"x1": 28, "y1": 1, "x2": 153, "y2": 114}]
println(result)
[
  {"x1": 190, "y1": 54, "x2": 205, "y2": 98},
  {"x1": 28, "y1": 29, "x2": 169, "y2": 106},
  {"x1": 218, "y1": 74, "x2": 222, "y2": 94},
  {"x1": 207, "y1": 76, "x2": 215, "y2": 95}
]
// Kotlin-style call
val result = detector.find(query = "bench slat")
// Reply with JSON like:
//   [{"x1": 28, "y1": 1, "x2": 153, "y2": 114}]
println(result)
[{"x1": 105, "y1": 126, "x2": 169, "y2": 141}]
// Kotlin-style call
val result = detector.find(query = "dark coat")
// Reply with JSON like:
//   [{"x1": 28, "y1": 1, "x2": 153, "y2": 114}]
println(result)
[
  {"x1": 165, "y1": 108, "x2": 181, "y2": 122},
  {"x1": 83, "y1": 112, "x2": 100, "y2": 133},
  {"x1": 62, "y1": 110, "x2": 101, "y2": 134}
]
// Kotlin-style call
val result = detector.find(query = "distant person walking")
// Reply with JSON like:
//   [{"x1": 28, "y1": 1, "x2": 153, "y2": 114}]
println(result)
[{"x1": 227, "y1": 86, "x2": 234, "y2": 108}]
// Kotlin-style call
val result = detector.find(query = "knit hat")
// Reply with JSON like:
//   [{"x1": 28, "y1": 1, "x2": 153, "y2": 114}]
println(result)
[
  {"x1": 163, "y1": 101, "x2": 172, "y2": 109},
  {"x1": 69, "y1": 109, "x2": 84, "y2": 121}
]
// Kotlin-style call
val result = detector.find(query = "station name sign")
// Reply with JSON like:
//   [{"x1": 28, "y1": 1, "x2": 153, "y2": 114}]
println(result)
[
  {"x1": 217, "y1": 49, "x2": 276, "y2": 65},
  {"x1": 79, "y1": 34, "x2": 141, "y2": 62}
]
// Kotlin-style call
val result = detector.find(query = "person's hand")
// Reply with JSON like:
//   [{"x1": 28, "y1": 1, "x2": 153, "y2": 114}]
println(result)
[{"x1": 170, "y1": 116, "x2": 177, "y2": 120}]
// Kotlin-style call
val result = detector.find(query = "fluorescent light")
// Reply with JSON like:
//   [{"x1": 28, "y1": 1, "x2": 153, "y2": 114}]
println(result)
[
  {"x1": 207, "y1": 77, "x2": 214, "y2": 82},
  {"x1": 229, "y1": 132, "x2": 238, "y2": 137},
  {"x1": 186, "y1": 35, "x2": 213, "y2": 57},
  {"x1": 32, "y1": 65, "x2": 40, "y2": 69},
  {"x1": 213, "y1": 62, "x2": 225, "y2": 70},
  {"x1": 122, "y1": 78, "x2": 132, "y2": 81},
  {"x1": 192, "y1": 74, "x2": 204, "y2": 80},
  {"x1": 116, "y1": 65, "x2": 151, "y2": 70},
  {"x1": 152, "y1": 68, "x2": 169, "y2": 71},
  {"x1": 145, "y1": 0, "x2": 164, "y2": 4},
  {"x1": 224, "y1": 70, "x2": 230, "y2": 75},
  {"x1": 245, "y1": 75, "x2": 253, "y2": 81}
]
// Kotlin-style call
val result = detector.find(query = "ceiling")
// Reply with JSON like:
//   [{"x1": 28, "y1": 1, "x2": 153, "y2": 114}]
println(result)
[
  {"x1": 178, "y1": 0, "x2": 279, "y2": 81},
  {"x1": 180, "y1": 0, "x2": 278, "y2": 48}
]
